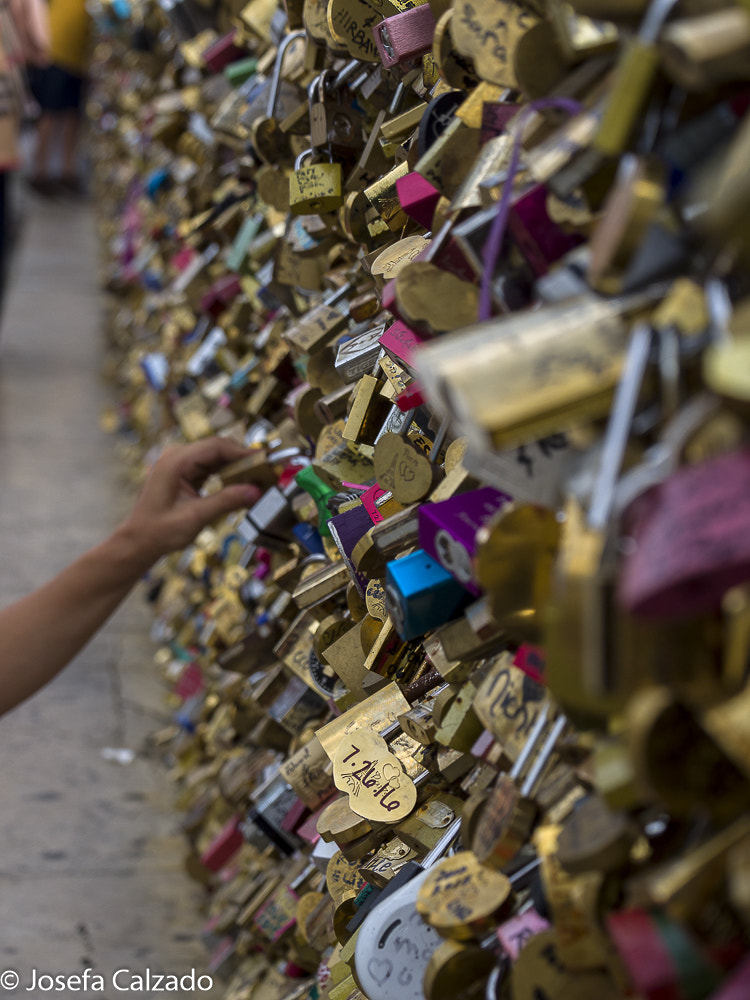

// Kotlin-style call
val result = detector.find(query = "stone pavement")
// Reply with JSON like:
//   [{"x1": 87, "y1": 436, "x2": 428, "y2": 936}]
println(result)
[{"x1": 0, "y1": 185, "x2": 220, "y2": 999}]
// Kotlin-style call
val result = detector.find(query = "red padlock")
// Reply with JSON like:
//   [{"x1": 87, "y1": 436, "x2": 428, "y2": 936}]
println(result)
[{"x1": 202, "y1": 30, "x2": 246, "y2": 72}]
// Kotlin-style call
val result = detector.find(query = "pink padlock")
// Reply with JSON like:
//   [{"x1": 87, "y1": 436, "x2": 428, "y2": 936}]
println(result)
[
  {"x1": 372, "y1": 4, "x2": 436, "y2": 67},
  {"x1": 497, "y1": 909, "x2": 550, "y2": 960},
  {"x1": 707, "y1": 956, "x2": 750, "y2": 1000},
  {"x1": 508, "y1": 185, "x2": 583, "y2": 277},
  {"x1": 395, "y1": 382, "x2": 425, "y2": 411},
  {"x1": 280, "y1": 797, "x2": 309, "y2": 834},
  {"x1": 481, "y1": 103, "x2": 521, "y2": 143},
  {"x1": 253, "y1": 548, "x2": 272, "y2": 580},
  {"x1": 379, "y1": 319, "x2": 425, "y2": 368},
  {"x1": 171, "y1": 246, "x2": 197, "y2": 274},
  {"x1": 618, "y1": 449, "x2": 750, "y2": 618},
  {"x1": 200, "y1": 816, "x2": 243, "y2": 872},
  {"x1": 174, "y1": 661, "x2": 205, "y2": 702},
  {"x1": 396, "y1": 172, "x2": 441, "y2": 230},
  {"x1": 512, "y1": 644, "x2": 546, "y2": 686},
  {"x1": 360, "y1": 483, "x2": 389, "y2": 523},
  {"x1": 200, "y1": 274, "x2": 242, "y2": 318},
  {"x1": 296, "y1": 798, "x2": 335, "y2": 845},
  {"x1": 418, "y1": 223, "x2": 478, "y2": 283}
]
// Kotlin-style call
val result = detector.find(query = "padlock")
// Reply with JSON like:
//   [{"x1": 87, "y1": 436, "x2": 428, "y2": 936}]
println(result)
[
  {"x1": 546, "y1": 0, "x2": 619, "y2": 63},
  {"x1": 545, "y1": 322, "x2": 655, "y2": 718},
  {"x1": 508, "y1": 184, "x2": 585, "y2": 278},
  {"x1": 373, "y1": 411, "x2": 448, "y2": 504},
  {"x1": 341, "y1": 373, "x2": 393, "y2": 446},
  {"x1": 372, "y1": 4, "x2": 437, "y2": 68},
  {"x1": 415, "y1": 849, "x2": 538, "y2": 940},
  {"x1": 353, "y1": 818, "x2": 462, "y2": 1000},
  {"x1": 334, "y1": 322, "x2": 387, "y2": 382},
  {"x1": 627, "y1": 687, "x2": 750, "y2": 823},
  {"x1": 659, "y1": 6, "x2": 750, "y2": 91},
  {"x1": 473, "y1": 502, "x2": 562, "y2": 642},
  {"x1": 418, "y1": 486, "x2": 511, "y2": 594},
  {"x1": 618, "y1": 449, "x2": 750, "y2": 619},
  {"x1": 389, "y1": 261, "x2": 480, "y2": 336},
  {"x1": 587, "y1": 154, "x2": 667, "y2": 294},
  {"x1": 385, "y1": 548, "x2": 472, "y2": 640},
  {"x1": 309, "y1": 69, "x2": 363, "y2": 157},
  {"x1": 417, "y1": 294, "x2": 646, "y2": 455},
  {"x1": 607, "y1": 907, "x2": 722, "y2": 1000},
  {"x1": 249, "y1": 29, "x2": 307, "y2": 164},
  {"x1": 594, "y1": 0, "x2": 682, "y2": 156},
  {"x1": 289, "y1": 148, "x2": 344, "y2": 216},
  {"x1": 423, "y1": 941, "x2": 499, "y2": 1000},
  {"x1": 472, "y1": 705, "x2": 569, "y2": 868}
]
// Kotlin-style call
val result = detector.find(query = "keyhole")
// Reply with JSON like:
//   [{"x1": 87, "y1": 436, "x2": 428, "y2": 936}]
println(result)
[{"x1": 332, "y1": 113, "x2": 353, "y2": 139}]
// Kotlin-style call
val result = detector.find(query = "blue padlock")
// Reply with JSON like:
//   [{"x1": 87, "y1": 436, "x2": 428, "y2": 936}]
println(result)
[
  {"x1": 146, "y1": 167, "x2": 170, "y2": 200},
  {"x1": 292, "y1": 522, "x2": 325, "y2": 556},
  {"x1": 385, "y1": 549, "x2": 471, "y2": 641}
]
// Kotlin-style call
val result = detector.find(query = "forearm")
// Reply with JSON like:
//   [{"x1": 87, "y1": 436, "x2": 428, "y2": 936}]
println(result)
[
  {"x1": 0, "y1": 438, "x2": 258, "y2": 719},
  {"x1": 0, "y1": 524, "x2": 153, "y2": 717}
]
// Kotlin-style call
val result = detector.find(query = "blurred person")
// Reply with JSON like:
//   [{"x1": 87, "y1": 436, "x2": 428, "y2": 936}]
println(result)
[
  {"x1": 0, "y1": 0, "x2": 48, "y2": 314},
  {"x1": 28, "y1": 0, "x2": 90, "y2": 196},
  {"x1": 0, "y1": 437, "x2": 260, "y2": 717}
]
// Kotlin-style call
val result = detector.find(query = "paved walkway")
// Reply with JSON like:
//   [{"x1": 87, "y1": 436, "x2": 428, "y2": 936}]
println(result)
[{"x1": 0, "y1": 185, "x2": 219, "y2": 998}]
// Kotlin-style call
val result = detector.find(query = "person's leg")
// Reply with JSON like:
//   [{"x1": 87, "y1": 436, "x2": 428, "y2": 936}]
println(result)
[
  {"x1": 58, "y1": 72, "x2": 85, "y2": 192},
  {"x1": 33, "y1": 113, "x2": 55, "y2": 181},
  {"x1": 60, "y1": 110, "x2": 80, "y2": 179},
  {"x1": 0, "y1": 171, "x2": 8, "y2": 323},
  {"x1": 27, "y1": 66, "x2": 62, "y2": 194}
]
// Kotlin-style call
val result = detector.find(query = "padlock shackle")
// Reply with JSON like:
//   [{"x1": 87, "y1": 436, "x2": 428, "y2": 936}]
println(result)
[
  {"x1": 267, "y1": 29, "x2": 306, "y2": 119},
  {"x1": 588, "y1": 322, "x2": 653, "y2": 532},
  {"x1": 422, "y1": 816, "x2": 462, "y2": 868},
  {"x1": 640, "y1": 0, "x2": 681, "y2": 43},
  {"x1": 521, "y1": 714, "x2": 567, "y2": 798},
  {"x1": 307, "y1": 73, "x2": 323, "y2": 104},
  {"x1": 428, "y1": 415, "x2": 450, "y2": 462},
  {"x1": 294, "y1": 147, "x2": 314, "y2": 171},
  {"x1": 509, "y1": 703, "x2": 549, "y2": 782},
  {"x1": 333, "y1": 59, "x2": 363, "y2": 90}
]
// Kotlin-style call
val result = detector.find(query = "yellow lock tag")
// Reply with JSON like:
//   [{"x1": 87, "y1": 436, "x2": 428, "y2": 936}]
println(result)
[{"x1": 333, "y1": 728, "x2": 418, "y2": 821}]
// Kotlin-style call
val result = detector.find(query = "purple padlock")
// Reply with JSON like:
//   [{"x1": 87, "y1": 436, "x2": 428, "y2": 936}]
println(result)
[
  {"x1": 328, "y1": 503, "x2": 377, "y2": 597},
  {"x1": 418, "y1": 486, "x2": 511, "y2": 594}
]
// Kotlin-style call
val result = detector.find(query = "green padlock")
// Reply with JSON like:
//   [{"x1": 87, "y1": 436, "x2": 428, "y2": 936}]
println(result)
[{"x1": 295, "y1": 465, "x2": 340, "y2": 537}]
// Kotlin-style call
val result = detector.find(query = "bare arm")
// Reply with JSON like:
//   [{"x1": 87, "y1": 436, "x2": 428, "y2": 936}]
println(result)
[{"x1": 0, "y1": 438, "x2": 260, "y2": 717}]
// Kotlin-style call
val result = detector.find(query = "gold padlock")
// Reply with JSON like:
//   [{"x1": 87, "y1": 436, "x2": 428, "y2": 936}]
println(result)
[{"x1": 289, "y1": 148, "x2": 344, "y2": 216}]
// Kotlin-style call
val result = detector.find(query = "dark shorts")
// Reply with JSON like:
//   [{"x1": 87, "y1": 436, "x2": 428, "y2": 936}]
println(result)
[{"x1": 28, "y1": 64, "x2": 84, "y2": 113}]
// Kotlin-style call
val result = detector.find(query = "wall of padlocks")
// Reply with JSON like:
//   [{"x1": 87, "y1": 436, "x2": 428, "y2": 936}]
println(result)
[{"x1": 90, "y1": 0, "x2": 750, "y2": 997}]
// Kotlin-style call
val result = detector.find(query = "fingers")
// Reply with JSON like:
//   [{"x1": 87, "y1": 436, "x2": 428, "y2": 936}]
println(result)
[
  {"x1": 163, "y1": 438, "x2": 250, "y2": 486},
  {"x1": 189, "y1": 483, "x2": 261, "y2": 528}
]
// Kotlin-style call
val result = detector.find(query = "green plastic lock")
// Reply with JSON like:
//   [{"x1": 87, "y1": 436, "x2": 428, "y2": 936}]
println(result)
[
  {"x1": 225, "y1": 58, "x2": 258, "y2": 87},
  {"x1": 295, "y1": 466, "x2": 339, "y2": 537}
]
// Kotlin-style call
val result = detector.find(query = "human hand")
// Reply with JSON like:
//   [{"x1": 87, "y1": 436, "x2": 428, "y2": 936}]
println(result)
[{"x1": 117, "y1": 438, "x2": 261, "y2": 567}]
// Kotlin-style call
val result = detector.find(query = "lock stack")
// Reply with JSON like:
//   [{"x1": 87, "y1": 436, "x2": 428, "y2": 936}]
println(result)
[{"x1": 89, "y1": 0, "x2": 750, "y2": 997}]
